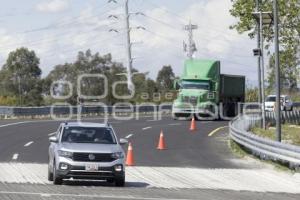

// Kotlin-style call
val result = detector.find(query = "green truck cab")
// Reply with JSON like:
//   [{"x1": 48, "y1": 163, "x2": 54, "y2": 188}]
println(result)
[{"x1": 172, "y1": 59, "x2": 245, "y2": 119}]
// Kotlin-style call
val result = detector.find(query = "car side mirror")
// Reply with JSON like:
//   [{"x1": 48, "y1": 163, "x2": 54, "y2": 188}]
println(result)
[
  {"x1": 119, "y1": 138, "x2": 128, "y2": 145},
  {"x1": 49, "y1": 136, "x2": 58, "y2": 143}
]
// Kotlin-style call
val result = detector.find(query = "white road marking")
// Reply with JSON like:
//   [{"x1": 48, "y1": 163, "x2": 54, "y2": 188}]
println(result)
[
  {"x1": 108, "y1": 121, "x2": 122, "y2": 124},
  {"x1": 48, "y1": 132, "x2": 56, "y2": 136},
  {"x1": 142, "y1": 126, "x2": 152, "y2": 130},
  {"x1": 24, "y1": 141, "x2": 34, "y2": 147},
  {"x1": 146, "y1": 119, "x2": 158, "y2": 122},
  {"x1": 0, "y1": 163, "x2": 300, "y2": 194},
  {"x1": 208, "y1": 126, "x2": 228, "y2": 137},
  {"x1": 0, "y1": 121, "x2": 30, "y2": 128},
  {"x1": 12, "y1": 154, "x2": 19, "y2": 160},
  {"x1": 125, "y1": 134, "x2": 134, "y2": 139},
  {"x1": 168, "y1": 123, "x2": 181, "y2": 126}
]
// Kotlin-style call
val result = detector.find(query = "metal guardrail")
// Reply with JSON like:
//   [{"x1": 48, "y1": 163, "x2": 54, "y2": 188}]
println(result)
[
  {"x1": 229, "y1": 115, "x2": 300, "y2": 168},
  {"x1": 266, "y1": 110, "x2": 300, "y2": 125},
  {"x1": 0, "y1": 105, "x2": 172, "y2": 117}
]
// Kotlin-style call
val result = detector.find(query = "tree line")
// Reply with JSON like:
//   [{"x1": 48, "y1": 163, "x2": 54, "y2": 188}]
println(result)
[
  {"x1": 231, "y1": 0, "x2": 300, "y2": 102},
  {"x1": 0, "y1": 48, "x2": 176, "y2": 106}
]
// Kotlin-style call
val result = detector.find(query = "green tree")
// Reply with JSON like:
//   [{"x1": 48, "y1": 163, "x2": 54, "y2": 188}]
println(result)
[
  {"x1": 230, "y1": 0, "x2": 300, "y2": 90},
  {"x1": 267, "y1": 46, "x2": 299, "y2": 92},
  {"x1": 230, "y1": 0, "x2": 300, "y2": 49},
  {"x1": 0, "y1": 47, "x2": 43, "y2": 106},
  {"x1": 44, "y1": 50, "x2": 129, "y2": 105},
  {"x1": 156, "y1": 65, "x2": 175, "y2": 92}
]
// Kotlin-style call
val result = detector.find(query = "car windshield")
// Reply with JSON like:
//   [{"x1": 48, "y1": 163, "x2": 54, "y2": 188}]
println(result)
[
  {"x1": 61, "y1": 127, "x2": 116, "y2": 144},
  {"x1": 181, "y1": 81, "x2": 210, "y2": 90}
]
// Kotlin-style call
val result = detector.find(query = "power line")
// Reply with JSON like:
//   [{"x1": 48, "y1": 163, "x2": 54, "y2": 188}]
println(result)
[{"x1": 15, "y1": 3, "x2": 121, "y2": 35}]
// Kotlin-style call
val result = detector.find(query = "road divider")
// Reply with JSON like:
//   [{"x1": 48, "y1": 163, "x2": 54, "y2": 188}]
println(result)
[{"x1": 208, "y1": 126, "x2": 228, "y2": 137}]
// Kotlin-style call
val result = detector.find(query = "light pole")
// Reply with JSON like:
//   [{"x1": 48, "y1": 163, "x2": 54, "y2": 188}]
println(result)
[
  {"x1": 255, "y1": 0, "x2": 262, "y2": 128},
  {"x1": 252, "y1": 11, "x2": 273, "y2": 130},
  {"x1": 273, "y1": 0, "x2": 281, "y2": 142}
]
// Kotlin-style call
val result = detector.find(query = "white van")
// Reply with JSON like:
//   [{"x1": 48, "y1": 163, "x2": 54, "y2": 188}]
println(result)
[{"x1": 265, "y1": 95, "x2": 293, "y2": 111}]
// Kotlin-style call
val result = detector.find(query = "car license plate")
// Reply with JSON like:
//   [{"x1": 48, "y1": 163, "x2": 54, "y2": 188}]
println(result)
[{"x1": 85, "y1": 164, "x2": 98, "y2": 171}]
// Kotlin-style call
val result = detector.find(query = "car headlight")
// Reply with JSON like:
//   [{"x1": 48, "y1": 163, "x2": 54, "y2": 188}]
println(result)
[
  {"x1": 58, "y1": 150, "x2": 73, "y2": 158},
  {"x1": 111, "y1": 152, "x2": 124, "y2": 159}
]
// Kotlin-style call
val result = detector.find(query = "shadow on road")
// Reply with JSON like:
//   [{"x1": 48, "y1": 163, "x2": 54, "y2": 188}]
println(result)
[{"x1": 62, "y1": 180, "x2": 149, "y2": 188}]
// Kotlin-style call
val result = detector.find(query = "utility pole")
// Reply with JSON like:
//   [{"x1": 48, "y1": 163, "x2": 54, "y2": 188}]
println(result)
[
  {"x1": 256, "y1": 0, "x2": 262, "y2": 127},
  {"x1": 108, "y1": 0, "x2": 144, "y2": 94},
  {"x1": 124, "y1": 0, "x2": 134, "y2": 93},
  {"x1": 183, "y1": 21, "x2": 198, "y2": 59},
  {"x1": 259, "y1": 11, "x2": 266, "y2": 129},
  {"x1": 18, "y1": 75, "x2": 21, "y2": 106},
  {"x1": 273, "y1": 0, "x2": 281, "y2": 142}
]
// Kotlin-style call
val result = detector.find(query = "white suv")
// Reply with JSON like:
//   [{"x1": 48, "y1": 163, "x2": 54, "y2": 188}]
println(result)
[
  {"x1": 48, "y1": 122, "x2": 127, "y2": 186},
  {"x1": 265, "y1": 95, "x2": 293, "y2": 111}
]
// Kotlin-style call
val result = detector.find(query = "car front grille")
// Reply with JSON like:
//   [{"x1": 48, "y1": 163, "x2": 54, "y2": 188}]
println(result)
[
  {"x1": 182, "y1": 96, "x2": 198, "y2": 106},
  {"x1": 71, "y1": 166, "x2": 114, "y2": 171},
  {"x1": 72, "y1": 153, "x2": 116, "y2": 162}
]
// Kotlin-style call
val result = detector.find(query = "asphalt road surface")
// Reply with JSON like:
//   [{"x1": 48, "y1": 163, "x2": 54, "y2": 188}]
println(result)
[{"x1": 0, "y1": 115, "x2": 300, "y2": 200}]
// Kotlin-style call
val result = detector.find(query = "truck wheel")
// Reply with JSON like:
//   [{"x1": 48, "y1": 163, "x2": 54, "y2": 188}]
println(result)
[
  {"x1": 106, "y1": 178, "x2": 114, "y2": 183},
  {"x1": 53, "y1": 161, "x2": 63, "y2": 185},
  {"x1": 115, "y1": 177, "x2": 125, "y2": 187}
]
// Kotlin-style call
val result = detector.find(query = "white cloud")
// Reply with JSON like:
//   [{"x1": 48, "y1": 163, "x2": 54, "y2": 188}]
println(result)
[
  {"x1": 128, "y1": 0, "x2": 258, "y2": 82},
  {"x1": 6, "y1": 0, "x2": 258, "y2": 84},
  {"x1": 36, "y1": 0, "x2": 70, "y2": 13},
  {"x1": 0, "y1": 29, "x2": 25, "y2": 67}
]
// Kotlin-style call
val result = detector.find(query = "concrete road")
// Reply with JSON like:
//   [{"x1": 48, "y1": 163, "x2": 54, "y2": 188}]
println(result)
[{"x1": 0, "y1": 116, "x2": 300, "y2": 199}]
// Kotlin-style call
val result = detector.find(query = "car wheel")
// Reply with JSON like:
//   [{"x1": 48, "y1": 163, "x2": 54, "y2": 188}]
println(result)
[
  {"x1": 115, "y1": 177, "x2": 125, "y2": 187},
  {"x1": 48, "y1": 157, "x2": 53, "y2": 181},
  {"x1": 48, "y1": 167, "x2": 53, "y2": 181},
  {"x1": 53, "y1": 160, "x2": 63, "y2": 185}
]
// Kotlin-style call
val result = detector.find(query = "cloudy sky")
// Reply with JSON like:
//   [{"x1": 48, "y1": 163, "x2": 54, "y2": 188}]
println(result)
[{"x1": 0, "y1": 0, "x2": 259, "y2": 85}]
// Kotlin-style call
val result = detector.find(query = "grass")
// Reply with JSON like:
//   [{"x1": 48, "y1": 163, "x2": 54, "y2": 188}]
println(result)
[
  {"x1": 230, "y1": 123, "x2": 300, "y2": 171},
  {"x1": 251, "y1": 124, "x2": 300, "y2": 145},
  {"x1": 229, "y1": 139, "x2": 295, "y2": 172}
]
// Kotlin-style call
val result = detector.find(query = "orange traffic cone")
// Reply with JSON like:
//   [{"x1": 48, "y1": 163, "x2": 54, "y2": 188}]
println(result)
[
  {"x1": 190, "y1": 116, "x2": 196, "y2": 131},
  {"x1": 157, "y1": 130, "x2": 166, "y2": 150},
  {"x1": 126, "y1": 142, "x2": 135, "y2": 166}
]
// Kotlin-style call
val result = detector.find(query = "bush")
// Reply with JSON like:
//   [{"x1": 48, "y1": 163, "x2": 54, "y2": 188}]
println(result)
[{"x1": 0, "y1": 96, "x2": 18, "y2": 106}]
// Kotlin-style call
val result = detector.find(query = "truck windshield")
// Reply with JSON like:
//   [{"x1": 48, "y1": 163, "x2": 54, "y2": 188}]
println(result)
[
  {"x1": 181, "y1": 81, "x2": 210, "y2": 90},
  {"x1": 266, "y1": 96, "x2": 276, "y2": 102},
  {"x1": 61, "y1": 127, "x2": 117, "y2": 144},
  {"x1": 266, "y1": 96, "x2": 284, "y2": 102}
]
